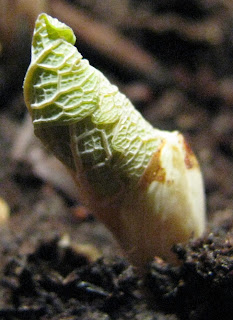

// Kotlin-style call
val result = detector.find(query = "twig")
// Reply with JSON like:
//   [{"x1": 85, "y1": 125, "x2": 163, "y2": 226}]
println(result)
[{"x1": 126, "y1": 13, "x2": 225, "y2": 45}]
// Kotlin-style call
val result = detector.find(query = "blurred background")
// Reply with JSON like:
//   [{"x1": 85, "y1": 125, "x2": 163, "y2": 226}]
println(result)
[{"x1": 0, "y1": 0, "x2": 233, "y2": 257}]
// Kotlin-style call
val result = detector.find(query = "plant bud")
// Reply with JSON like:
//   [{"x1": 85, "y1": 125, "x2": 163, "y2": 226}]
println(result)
[{"x1": 24, "y1": 14, "x2": 206, "y2": 270}]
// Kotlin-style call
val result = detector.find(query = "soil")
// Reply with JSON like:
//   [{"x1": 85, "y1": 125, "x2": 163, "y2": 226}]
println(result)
[{"x1": 0, "y1": 1, "x2": 233, "y2": 319}]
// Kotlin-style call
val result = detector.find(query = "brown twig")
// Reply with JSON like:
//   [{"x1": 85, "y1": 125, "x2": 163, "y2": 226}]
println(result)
[
  {"x1": 0, "y1": 0, "x2": 49, "y2": 47},
  {"x1": 129, "y1": 14, "x2": 225, "y2": 45}
]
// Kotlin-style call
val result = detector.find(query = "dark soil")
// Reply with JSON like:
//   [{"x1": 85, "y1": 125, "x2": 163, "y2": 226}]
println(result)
[{"x1": 0, "y1": 0, "x2": 233, "y2": 319}]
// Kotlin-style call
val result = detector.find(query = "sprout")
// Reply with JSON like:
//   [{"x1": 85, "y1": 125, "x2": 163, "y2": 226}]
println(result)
[{"x1": 24, "y1": 13, "x2": 206, "y2": 270}]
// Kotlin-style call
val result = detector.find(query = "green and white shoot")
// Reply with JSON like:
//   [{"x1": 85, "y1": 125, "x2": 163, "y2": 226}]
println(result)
[{"x1": 24, "y1": 13, "x2": 205, "y2": 270}]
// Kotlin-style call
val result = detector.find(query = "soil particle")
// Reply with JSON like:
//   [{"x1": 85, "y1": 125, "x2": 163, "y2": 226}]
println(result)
[
  {"x1": 147, "y1": 233, "x2": 233, "y2": 320},
  {"x1": 0, "y1": 238, "x2": 176, "y2": 320}
]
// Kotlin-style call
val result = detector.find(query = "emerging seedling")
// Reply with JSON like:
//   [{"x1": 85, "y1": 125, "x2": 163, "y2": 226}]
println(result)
[{"x1": 24, "y1": 14, "x2": 205, "y2": 270}]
